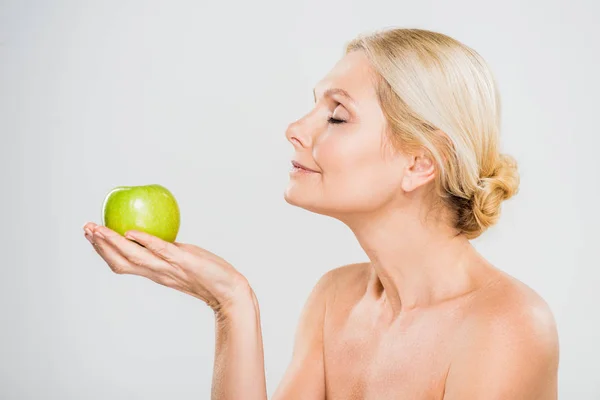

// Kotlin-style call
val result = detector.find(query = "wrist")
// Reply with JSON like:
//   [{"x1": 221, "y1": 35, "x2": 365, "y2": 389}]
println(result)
[{"x1": 214, "y1": 280, "x2": 257, "y2": 321}]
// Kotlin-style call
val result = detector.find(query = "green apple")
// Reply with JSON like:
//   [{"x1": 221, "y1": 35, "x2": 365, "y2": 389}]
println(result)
[{"x1": 101, "y1": 184, "x2": 180, "y2": 243}]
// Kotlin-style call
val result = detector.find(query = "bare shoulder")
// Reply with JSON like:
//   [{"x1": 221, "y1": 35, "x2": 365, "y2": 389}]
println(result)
[
  {"x1": 467, "y1": 271, "x2": 559, "y2": 344},
  {"x1": 319, "y1": 262, "x2": 370, "y2": 300},
  {"x1": 271, "y1": 263, "x2": 368, "y2": 400},
  {"x1": 327, "y1": 262, "x2": 370, "y2": 285},
  {"x1": 443, "y1": 271, "x2": 559, "y2": 398},
  {"x1": 444, "y1": 270, "x2": 560, "y2": 398}
]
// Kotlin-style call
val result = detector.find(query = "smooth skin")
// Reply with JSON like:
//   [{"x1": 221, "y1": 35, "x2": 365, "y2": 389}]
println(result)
[{"x1": 84, "y1": 50, "x2": 559, "y2": 399}]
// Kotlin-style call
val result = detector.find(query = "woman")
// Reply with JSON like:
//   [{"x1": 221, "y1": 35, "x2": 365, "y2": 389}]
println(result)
[{"x1": 83, "y1": 28, "x2": 559, "y2": 399}]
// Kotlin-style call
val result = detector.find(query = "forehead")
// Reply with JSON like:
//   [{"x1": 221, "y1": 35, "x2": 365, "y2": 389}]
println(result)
[{"x1": 314, "y1": 50, "x2": 379, "y2": 104}]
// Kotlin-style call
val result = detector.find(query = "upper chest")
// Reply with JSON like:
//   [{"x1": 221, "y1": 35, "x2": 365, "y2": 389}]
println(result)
[{"x1": 322, "y1": 297, "x2": 468, "y2": 400}]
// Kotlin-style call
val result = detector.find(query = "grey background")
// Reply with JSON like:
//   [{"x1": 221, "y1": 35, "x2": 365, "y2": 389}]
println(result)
[{"x1": 1, "y1": 0, "x2": 598, "y2": 398}]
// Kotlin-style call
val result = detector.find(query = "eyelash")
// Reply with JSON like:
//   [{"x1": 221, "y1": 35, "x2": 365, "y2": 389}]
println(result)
[{"x1": 327, "y1": 117, "x2": 346, "y2": 124}]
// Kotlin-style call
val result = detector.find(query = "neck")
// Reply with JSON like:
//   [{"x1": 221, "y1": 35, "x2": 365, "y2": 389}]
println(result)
[{"x1": 342, "y1": 203, "x2": 495, "y2": 319}]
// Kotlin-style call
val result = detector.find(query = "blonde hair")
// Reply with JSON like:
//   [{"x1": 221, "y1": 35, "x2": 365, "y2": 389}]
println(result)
[{"x1": 345, "y1": 28, "x2": 520, "y2": 239}]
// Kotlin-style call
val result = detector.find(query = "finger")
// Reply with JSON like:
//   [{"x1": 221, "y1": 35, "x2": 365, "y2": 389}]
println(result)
[
  {"x1": 83, "y1": 222, "x2": 98, "y2": 237},
  {"x1": 91, "y1": 234, "x2": 180, "y2": 288},
  {"x1": 89, "y1": 233, "x2": 136, "y2": 275},
  {"x1": 84, "y1": 231, "x2": 94, "y2": 244},
  {"x1": 83, "y1": 222, "x2": 97, "y2": 230},
  {"x1": 93, "y1": 226, "x2": 175, "y2": 275},
  {"x1": 92, "y1": 228, "x2": 180, "y2": 290},
  {"x1": 124, "y1": 230, "x2": 182, "y2": 264}
]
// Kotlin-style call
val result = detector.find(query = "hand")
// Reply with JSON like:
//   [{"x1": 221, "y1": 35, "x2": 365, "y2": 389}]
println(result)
[{"x1": 82, "y1": 222, "x2": 252, "y2": 313}]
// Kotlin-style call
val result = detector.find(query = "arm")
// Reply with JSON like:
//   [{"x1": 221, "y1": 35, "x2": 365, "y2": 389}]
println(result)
[
  {"x1": 83, "y1": 221, "x2": 333, "y2": 399},
  {"x1": 212, "y1": 285, "x2": 268, "y2": 400},
  {"x1": 443, "y1": 303, "x2": 559, "y2": 400},
  {"x1": 271, "y1": 268, "x2": 337, "y2": 400},
  {"x1": 212, "y1": 267, "x2": 336, "y2": 400},
  {"x1": 82, "y1": 223, "x2": 268, "y2": 399}
]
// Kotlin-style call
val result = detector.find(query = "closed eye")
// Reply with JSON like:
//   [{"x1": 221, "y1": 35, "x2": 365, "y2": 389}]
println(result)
[{"x1": 327, "y1": 117, "x2": 346, "y2": 124}]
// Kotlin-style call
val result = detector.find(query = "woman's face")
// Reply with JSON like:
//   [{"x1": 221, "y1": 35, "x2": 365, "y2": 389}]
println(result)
[{"x1": 284, "y1": 50, "x2": 409, "y2": 218}]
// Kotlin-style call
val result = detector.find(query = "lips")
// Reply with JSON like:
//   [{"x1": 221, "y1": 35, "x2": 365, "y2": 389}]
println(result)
[{"x1": 291, "y1": 160, "x2": 319, "y2": 173}]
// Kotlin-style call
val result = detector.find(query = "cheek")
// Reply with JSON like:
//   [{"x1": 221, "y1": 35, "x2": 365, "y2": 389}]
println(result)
[
  {"x1": 316, "y1": 128, "x2": 379, "y2": 171},
  {"x1": 315, "y1": 132, "x2": 402, "y2": 208},
  {"x1": 315, "y1": 134, "x2": 354, "y2": 172}
]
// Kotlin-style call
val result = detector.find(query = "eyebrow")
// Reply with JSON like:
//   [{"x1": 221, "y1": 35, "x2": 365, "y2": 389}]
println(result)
[{"x1": 313, "y1": 87, "x2": 356, "y2": 104}]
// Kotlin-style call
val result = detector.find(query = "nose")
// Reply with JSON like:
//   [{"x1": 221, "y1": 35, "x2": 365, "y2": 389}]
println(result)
[{"x1": 285, "y1": 118, "x2": 313, "y2": 149}]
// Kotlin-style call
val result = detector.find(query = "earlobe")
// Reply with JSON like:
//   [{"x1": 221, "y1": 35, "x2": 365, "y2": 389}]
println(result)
[{"x1": 401, "y1": 175, "x2": 415, "y2": 192}]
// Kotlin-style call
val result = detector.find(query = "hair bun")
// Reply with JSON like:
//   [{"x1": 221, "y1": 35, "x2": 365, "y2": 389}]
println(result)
[{"x1": 471, "y1": 153, "x2": 520, "y2": 232}]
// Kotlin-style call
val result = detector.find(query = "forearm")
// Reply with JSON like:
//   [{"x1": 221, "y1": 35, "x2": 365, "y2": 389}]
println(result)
[{"x1": 211, "y1": 287, "x2": 267, "y2": 400}]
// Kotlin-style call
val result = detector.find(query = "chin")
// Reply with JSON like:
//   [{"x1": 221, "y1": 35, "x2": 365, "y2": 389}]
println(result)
[
  {"x1": 284, "y1": 186, "x2": 310, "y2": 209},
  {"x1": 283, "y1": 187, "x2": 364, "y2": 221},
  {"x1": 284, "y1": 185, "x2": 397, "y2": 226},
  {"x1": 284, "y1": 186, "x2": 329, "y2": 216}
]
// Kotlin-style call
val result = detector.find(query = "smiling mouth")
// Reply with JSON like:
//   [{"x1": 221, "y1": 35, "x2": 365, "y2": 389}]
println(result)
[{"x1": 291, "y1": 161, "x2": 319, "y2": 173}]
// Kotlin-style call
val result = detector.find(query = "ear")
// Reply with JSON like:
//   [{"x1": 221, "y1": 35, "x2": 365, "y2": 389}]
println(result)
[{"x1": 401, "y1": 148, "x2": 436, "y2": 192}]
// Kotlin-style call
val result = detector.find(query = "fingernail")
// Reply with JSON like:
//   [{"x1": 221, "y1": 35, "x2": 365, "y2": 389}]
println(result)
[{"x1": 125, "y1": 231, "x2": 135, "y2": 239}]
